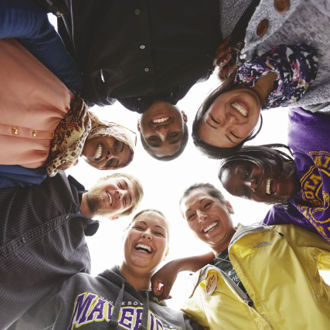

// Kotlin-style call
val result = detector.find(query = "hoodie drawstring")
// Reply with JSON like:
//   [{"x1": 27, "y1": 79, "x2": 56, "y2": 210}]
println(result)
[
  {"x1": 138, "y1": 291, "x2": 149, "y2": 330},
  {"x1": 109, "y1": 281, "x2": 125, "y2": 330},
  {"x1": 107, "y1": 270, "x2": 150, "y2": 330}
]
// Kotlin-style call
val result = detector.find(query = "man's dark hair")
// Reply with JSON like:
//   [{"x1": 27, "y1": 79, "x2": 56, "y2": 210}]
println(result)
[
  {"x1": 219, "y1": 144, "x2": 295, "y2": 183},
  {"x1": 192, "y1": 75, "x2": 263, "y2": 159},
  {"x1": 140, "y1": 122, "x2": 189, "y2": 161},
  {"x1": 180, "y1": 183, "x2": 226, "y2": 208}
]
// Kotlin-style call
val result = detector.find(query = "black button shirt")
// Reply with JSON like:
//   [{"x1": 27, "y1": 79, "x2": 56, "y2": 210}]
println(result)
[
  {"x1": 0, "y1": 172, "x2": 98, "y2": 328},
  {"x1": 59, "y1": 0, "x2": 222, "y2": 112}
]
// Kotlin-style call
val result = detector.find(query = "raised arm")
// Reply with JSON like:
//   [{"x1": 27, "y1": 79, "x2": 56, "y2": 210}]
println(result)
[
  {"x1": 0, "y1": 165, "x2": 47, "y2": 188},
  {"x1": 151, "y1": 252, "x2": 215, "y2": 300},
  {"x1": 0, "y1": 0, "x2": 82, "y2": 93}
]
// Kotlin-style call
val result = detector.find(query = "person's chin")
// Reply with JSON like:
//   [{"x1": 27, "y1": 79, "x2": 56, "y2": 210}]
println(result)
[
  {"x1": 130, "y1": 255, "x2": 155, "y2": 269},
  {"x1": 276, "y1": 181, "x2": 296, "y2": 202}
]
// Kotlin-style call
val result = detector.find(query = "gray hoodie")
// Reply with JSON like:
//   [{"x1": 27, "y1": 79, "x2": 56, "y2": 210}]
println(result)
[{"x1": 11, "y1": 267, "x2": 202, "y2": 330}]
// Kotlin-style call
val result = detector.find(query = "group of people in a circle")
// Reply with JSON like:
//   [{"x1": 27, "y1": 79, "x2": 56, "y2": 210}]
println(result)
[{"x1": 0, "y1": 0, "x2": 329, "y2": 329}]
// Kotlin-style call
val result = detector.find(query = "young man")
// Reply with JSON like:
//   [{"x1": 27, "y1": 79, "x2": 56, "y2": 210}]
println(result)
[
  {"x1": 11, "y1": 210, "x2": 202, "y2": 330},
  {"x1": 0, "y1": 171, "x2": 143, "y2": 328},
  {"x1": 52, "y1": 0, "x2": 239, "y2": 159},
  {"x1": 137, "y1": 101, "x2": 188, "y2": 160},
  {"x1": 152, "y1": 183, "x2": 330, "y2": 329}
]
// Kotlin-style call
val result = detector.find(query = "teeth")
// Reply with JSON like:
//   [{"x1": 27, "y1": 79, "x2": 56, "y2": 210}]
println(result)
[
  {"x1": 94, "y1": 144, "x2": 103, "y2": 161},
  {"x1": 204, "y1": 222, "x2": 217, "y2": 233},
  {"x1": 153, "y1": 117, "x2": 169, "y2": 124},
  {"x1": 266, "y1": 179, "x2": 271, "y2": 195},
  {"x1": 106, "y1": 192, "x2": 112, "y2": 205},
  {"x1": 232, "y1": 102, "x2": 248, "y2": 117},
  {"x1": 135, "y1": 244, "x2": 152, "y2": 253}
]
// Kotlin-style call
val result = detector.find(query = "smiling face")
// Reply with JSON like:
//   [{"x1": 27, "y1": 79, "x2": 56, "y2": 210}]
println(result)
[
  {"x1": 199, "y1": 87, "x2": 261, "y2": 148},
  {"x1": 84, "y1": 176, "x2": 139, "y2": 218},
  {"x1": 181, "y1": 188, "x2": 235, "y2": 253},
  {"x1": 219, "y1": 159, "x2": 299, "y2": 204},
  {"x1": 123, "y1": 211, "x2": 168, "y2": 274},
  {"x1": 138, "y1": 101, "x2": 187, "y2": 158},
  {"x1": 83, "y1": 136, "x2": 131, "y2": 170}
]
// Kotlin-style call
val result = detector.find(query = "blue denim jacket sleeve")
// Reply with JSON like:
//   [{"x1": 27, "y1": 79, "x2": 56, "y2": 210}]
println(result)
[
  {"x1": 0, "y1": 0, "x2": 82, "y2": 93},
  {"x1": 0, "y1": 165, "x2": 47, "y2": 188}
]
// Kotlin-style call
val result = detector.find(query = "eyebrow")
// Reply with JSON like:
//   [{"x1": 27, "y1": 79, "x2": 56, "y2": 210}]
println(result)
[
  {"x1": 148, "y1": 139, "x2": 161, "y2": 148},
  {"x1": 186, "y1": 198, "x2": 206, "y2": 213},
  {"x1": 136, "y1": 220, "x2": 147, "y2": 226},
  {"x1": 155, "y1": 224, "x2": 166, "y2": 231},
  {"x1": 123, "y1": 180, "x2": 133, "y2": 205},
  {"x1": 210, "y1": 115, "x2": 220, "y2": 124},
  {"x1": 149, "y1": 139, "x2": 180, "y2": 148},
  {"x1": 105, "y1": 158, "x2": 119, "y2": 169},
  {"x1": 231, "y1": 132, "x2": 242, "y2": 139},
  {"x1": 169, "y1": 138, "x2": 180, "y2": 145},
  {"x1": 135, "y1": 221, "x2": 165, "y2": 230},
  {"x1": 225, "y1": 134, "x2": 236, "y2": 144}
]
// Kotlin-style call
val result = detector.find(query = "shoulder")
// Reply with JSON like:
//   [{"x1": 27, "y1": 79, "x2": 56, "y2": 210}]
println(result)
[
  {"x1": 243, "y1": 0, "x2": 318, "y2": 55},
  {"x1": 288, "y1": 108, "x2": 330, "y2": 153}
]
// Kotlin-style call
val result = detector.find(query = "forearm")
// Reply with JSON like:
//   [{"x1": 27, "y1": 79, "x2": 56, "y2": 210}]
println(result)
[
  {"x1": 171, "y1": 251, "x2": 215, "y2": 273},
  {"x1": 0, "y1": 165, "x2": 47, "y2": 188}
]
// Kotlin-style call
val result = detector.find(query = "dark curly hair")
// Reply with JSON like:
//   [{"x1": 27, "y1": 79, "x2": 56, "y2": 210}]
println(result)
[{"x1": 218, "y1": 144, "x2": 295, "y2": 183}]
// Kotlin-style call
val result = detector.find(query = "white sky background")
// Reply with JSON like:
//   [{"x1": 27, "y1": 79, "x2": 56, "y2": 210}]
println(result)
[
  {"x1": 49, "y1": 16, "x2": 329, "y2": 311},
  {"x1": 66, "y1": 71, "x2": 330, "y2": 309}
]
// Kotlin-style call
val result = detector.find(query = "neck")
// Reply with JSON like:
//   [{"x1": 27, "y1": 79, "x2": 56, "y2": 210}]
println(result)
[
  {"x1": 80, "y1": 193, "x2": 93, "y2": 218},
  {"x1": 119, "y1": 263, "x2": 152, "y2": 291},
  {"x1": 213, "y1": 227, "x2": 236, "y2": 255},
  {"x1": 253, "y1": 72, "x2": 277, "y2": 106}
]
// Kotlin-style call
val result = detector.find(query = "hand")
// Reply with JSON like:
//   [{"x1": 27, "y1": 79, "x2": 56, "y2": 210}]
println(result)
[
  {"x1": 151, "y1": 260, "x2": 180, "y2": 300},
  {"x1": 214, "y1": 37, "x2": 242, "y2": 80}
]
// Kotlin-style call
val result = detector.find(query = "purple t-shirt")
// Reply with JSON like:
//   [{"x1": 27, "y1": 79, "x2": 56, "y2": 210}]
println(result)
[{"x1": 263, "y1": 108, "x2": 330, "y2": 243}]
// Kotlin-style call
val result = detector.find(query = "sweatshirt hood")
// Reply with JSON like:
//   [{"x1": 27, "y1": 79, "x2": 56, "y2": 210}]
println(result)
[{"x1": 98, "y1": 266, "x2": 151, "y2": 330}]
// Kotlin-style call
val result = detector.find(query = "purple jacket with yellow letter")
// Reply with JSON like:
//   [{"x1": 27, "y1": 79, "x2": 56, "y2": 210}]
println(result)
[{"x1": 263, "y1": 107, "x2": 330, "y2": 242}]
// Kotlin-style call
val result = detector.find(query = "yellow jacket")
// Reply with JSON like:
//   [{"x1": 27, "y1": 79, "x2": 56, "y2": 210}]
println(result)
[{"x1": 182, "y1": 224, "x2": 330, "y2": 330}]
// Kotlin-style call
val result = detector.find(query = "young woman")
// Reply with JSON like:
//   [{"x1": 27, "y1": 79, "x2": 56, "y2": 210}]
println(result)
[
  {"x1": 192, "y1": 0, "x2": 330, "y2": 158},
  {"x1": 0, "y1": 0, "x2": 137, "y2": 176},
  {"x1": 219, "y1": 108, "x2": 330, "y2": 242},
  {"x1": 12, "y1": 209, "x2": 202, "y2": 330},
  {"x1": 152, "y1": 184, "x2": 330, "y2": 329},
  {"x1": 0, "y1": 39, "x2": 136, "y2": 176}
]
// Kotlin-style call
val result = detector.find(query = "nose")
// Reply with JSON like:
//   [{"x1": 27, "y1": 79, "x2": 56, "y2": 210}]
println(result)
[
  {"x1": 196, "y1": 210, "x2": 207, "y2": 223},
  {"x1": 114, "y1": 189, "x2": 124, "y2": 201},
  {"x1": 106, "y1": 150, "x2": 118, "y2": 160},
  {"x1": 214, "y1": 110, "x2": 237, "y2": 130},
  {"x1": 156, "y1": 127, "x2": 168, "y2": 141},
  {"x1": 244, "y1": 178, "x2": 258, "y2": 193},
  {"x1": 225, "y1": 111, "x2": 238, "y2": 126},
  {"x1": 142, "y1": 228, "x2": 152, "y2": 240}
]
